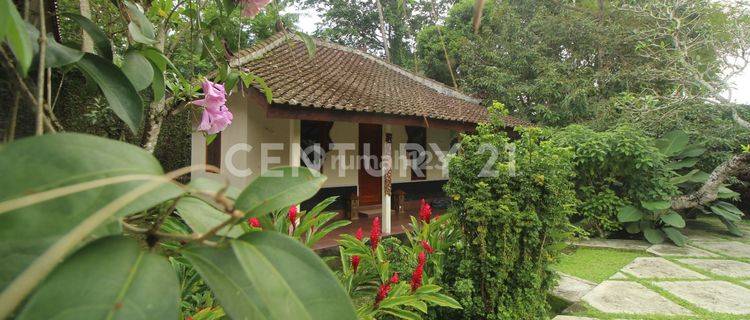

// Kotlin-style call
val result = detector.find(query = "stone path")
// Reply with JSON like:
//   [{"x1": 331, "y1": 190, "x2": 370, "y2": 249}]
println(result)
[{"x1": 553, "y1": 219, "x2": 750, "y2": 319}]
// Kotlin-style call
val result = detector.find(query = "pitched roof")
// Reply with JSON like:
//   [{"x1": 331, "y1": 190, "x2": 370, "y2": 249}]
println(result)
[{"x1": 230, "y1": 33, "x2": 528, "y2": 127}]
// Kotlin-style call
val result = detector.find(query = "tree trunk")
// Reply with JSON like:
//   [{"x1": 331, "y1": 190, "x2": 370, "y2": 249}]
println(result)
[
  {"x1": 671, "y1": 153, "x2": 750, "y2": 210},
  {"x1": 375, "y1": 0, "x2": 390, "y2": 62},
  {"x1": 79, "y1": 0, "x2": 93, "y2": 52},
  {"x1": 140, "y1": 28, "x2": 168, "y2": 153}
]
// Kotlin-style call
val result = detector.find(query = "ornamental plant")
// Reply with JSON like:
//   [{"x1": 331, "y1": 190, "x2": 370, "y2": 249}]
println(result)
[
  {"x1": 442, "y1": 105, "x2": 579, "y2": 319},
  {"x1": 337, "y1": 216, "x2": 461, "y2": 319}
]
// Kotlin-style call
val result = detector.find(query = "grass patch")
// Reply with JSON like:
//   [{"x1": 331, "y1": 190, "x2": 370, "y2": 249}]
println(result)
[{"x1": 554, "y1": 247, "x2": 649, "y2": 283}]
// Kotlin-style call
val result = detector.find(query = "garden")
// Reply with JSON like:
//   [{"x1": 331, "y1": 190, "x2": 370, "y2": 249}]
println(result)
[{"x1": 1, "y1": 0, "x2": 750, "y2": 319}]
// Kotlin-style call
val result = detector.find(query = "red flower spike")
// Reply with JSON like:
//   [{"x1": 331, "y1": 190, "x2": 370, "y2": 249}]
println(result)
[
  {"x1": 370, "y1": 217, "x2": 381, "y2": 251},
  {"x1": 374, "y1": 283, "x2": 392, "y2": 307},
  {"x1": 390, "y1": 272, "x2": 399, "y2": 284},
  {"x1": 418, "y1": 251, "x2": 427, "y2": 266},
  {"x1": 288, "y1": 205, "x2": 298, "y2": 226},
  {"x1": 421, "y1": 240, "x2": 435, "y2": 254},
  {"x1": 351, "y1": 255, "x2": 360, "y2": 274},
  {"x1": 410, "y1": 264, "x2": 423, "y2": 292},
  {"x1": 419, "y1": 199, "x2": 432, "y2": 223},
  {"x1": 355, "y1": 227, "x2": 364, "y2": 241},
  {"x1": 247, "y1": 217, "x2": 261, "y2": 228}
]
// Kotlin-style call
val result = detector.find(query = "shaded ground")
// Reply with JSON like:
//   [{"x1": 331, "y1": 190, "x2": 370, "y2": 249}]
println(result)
[{"x1": 553, "y1": 216, "x2": 750, "y2": 320}]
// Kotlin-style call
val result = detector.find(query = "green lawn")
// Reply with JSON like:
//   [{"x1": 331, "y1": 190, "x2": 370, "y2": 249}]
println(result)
[{"x1": 554, "y1": 247, "x2": 649, "y2": 283}]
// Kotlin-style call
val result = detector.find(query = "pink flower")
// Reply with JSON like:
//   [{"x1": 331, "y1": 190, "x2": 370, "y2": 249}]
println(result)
[
  {"x1": 370, "y1": 217, "x2": 381, "y2": 251},
  {"x1": 247, "y1": 217, "x2": 261, "y2": 228},
  {"x1": 288, "y1": 205, "x2": 298, "y2": 226},
  {"x1": 240, "y1": 0, "x2": 270, "y2": 18},
  {"x1": 421, "y1": 240, "x2": 434, "y2": 254},
  {"x1": 193, "y1": 80, "x2": 232, "y2": 134},
  {"x1": 351, "y1": 255, "x2": 360, "y2": 274},
  {"x1": 419, "y1": 199, "x2": 432, "y2": 223},
  {"x1": 355, "y1": 227, "x2": 364, "y2": 241},
  {"x1": 390, "y1": 272, "x2": 399, "y2": 284}
]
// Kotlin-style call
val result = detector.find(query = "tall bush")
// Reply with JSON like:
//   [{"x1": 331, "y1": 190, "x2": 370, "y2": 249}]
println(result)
[{"x1": 441, "y1": 107, "x2": 578, "y2": 319}]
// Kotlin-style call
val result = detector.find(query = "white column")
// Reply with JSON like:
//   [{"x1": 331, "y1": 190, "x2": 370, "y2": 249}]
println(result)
[
  {"x1": 290, "y1": 119, "x2": 301, "y2": 217},
  {"x1": 382, "y1": 124, "x2": 392, "y2": 234}
]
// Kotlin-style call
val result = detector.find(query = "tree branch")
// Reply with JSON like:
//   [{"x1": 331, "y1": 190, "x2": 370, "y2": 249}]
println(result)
[{"x1": 671, "y1": 153, "x2": 750, "y2": 210}]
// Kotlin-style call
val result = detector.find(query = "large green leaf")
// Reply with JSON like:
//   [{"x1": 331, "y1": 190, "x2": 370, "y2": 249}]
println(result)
[
  {"x1": 44, "y1": 35, "x2": 84, "y2": 68},
  {"x1": 175, "y1": 196, "x2": 243, "y2": 237},
  {"x1": 60, "y1": 13, "x2": 113, "y2": 60},
  {"x1": 75, "y1": 53, "x2": 143, "y2": 133},
  {"x1": 662, "y1": 227, "x2": 687, "y2": 247},
  {"x1": 121, "y1": 50, "x2": 154, "y2": 91},
  {"x1": 235, "y1": 167, "x2": 326, "y2": 216},
  {"x1": 643, "y1": 227, "x2": 665, "y2": 244},
  {"x1": 641, "y1": 200, "x2": 671, "y2": 212},
  {"x1": 0, "y1": 0, "x2": 33, "y2": 75},
  {"x1": 16, "y1": 236, "x2": 179, "y2": 320},
  {"x1": 183, "y1": 232, "x2": 357, "y2": 319},
  {"x1": 0, "y1": 133, "x2": 182, "y2": 290},
  {"x1": 188, "y1": 177, "x2": 241, "y2": 199},
  {"x1": 718, "y1": 216, "x2": 744, "y2": 237},
  {"x1": 710, "y1": 201, "x2": 744, "y2": 221},
  {"x1": 660, "y1": 212, "x2": 686, "y2": 228},
  {"x1": 617, "y1": 205, "x2": 644, "y2": 223},
  {"x1": 677, "y1": 145, "x2": 706, "y2": 158},
  {"x1": 665, "y1": 158, "x2": 698, "y2": 171},
  {"x1": 123, "y1": 1, "x2": 156, "y2": 45},
  {"x1": 655, "y1": 130, "x2": 689, "y2": 156}
]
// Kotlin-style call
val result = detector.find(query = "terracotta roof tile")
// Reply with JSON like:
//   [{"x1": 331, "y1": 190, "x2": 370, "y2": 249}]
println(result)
[{"x1": 231, "y1": 33, "x2": 529, "y2": 127}]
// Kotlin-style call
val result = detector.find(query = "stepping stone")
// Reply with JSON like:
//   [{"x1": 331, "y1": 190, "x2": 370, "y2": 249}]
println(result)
[
  {"x1": 552, "y1": 316, "x2": 597, "y2": 320},
  {"x1": 553, "y1": 274, "x2": 597, "y2": 302},
  {"x1": 581, "y1": 281, "x2": 693, "y2": 315},
  {"x1": 654, "y1": 281, "x2": 750, "y2": 314},
  {"x1": 677, "y1": 258, "x2": 750, "y2": 278},
  {"x1": 621, "y1": 257, "x2": 707, "y2": 279},
  {"x1": 609, "y1": 272, "x2": 627, "y2": 280},
  {"x1": 647, "y1": 244, "x2": 718, "y2": 257},
  {"x1": 573, "y1": 239, "x2": 650, "y2": 251},
  {"x1": 692, "y1": 241, "x2": 750, "y2": 258}
]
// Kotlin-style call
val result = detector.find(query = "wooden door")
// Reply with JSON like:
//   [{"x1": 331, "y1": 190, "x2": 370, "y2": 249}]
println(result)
[{"x1": 358, "y1": 123, "x2": 382, "y2": 206}]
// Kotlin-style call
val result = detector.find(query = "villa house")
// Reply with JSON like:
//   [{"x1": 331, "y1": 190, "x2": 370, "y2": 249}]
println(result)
[{"x1": 190, "y1": 33, "x2": 528, "y2": 233}]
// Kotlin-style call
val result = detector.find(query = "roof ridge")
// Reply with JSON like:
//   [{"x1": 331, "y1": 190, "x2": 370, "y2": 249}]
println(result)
[{"x1": 231, "y1": 32, "x2": 482, "y2": 105}]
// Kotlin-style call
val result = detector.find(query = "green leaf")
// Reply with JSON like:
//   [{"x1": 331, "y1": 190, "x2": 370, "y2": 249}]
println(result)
[
  {"x1": 150, "y1": 61, "x2": 165, "y2": 102},
  {"x1": 121, "y1": 51, "x2": 154, "y2": 91},
  {"x1": 188, "y1": 177, "x2": 241, "y2": 200},
  {"x1": 296, "y1": 31, "x2": 317, "y2": 59},
  {"x1": 643, "y1": 227, "x2": 665, "y2": 244},
  {"x1": 718, "y1": 216, "x2": 744, "y2": 237},
  {"x1": 662, "y1": 227, "x2": 688, "y2": 247},
  {"x1": 688, "y1": 171, "x2": 710, "y2": 183},
  {"x1": 16, "y1": 236, "x2": 179, "y2": 320},
  {"x1": 141, "y1": 47, "x2": 175, "y2": 71},
  {"x1": 655, "y1": 130, "x2": 689, "y2": 156},
  {"x1": 123, "y1": 1, "x2": 156, "y2": 44},
  {"x1": 75, "y1": 53, "x2": 144, "y2": 133},
  {"x1": 717, "y1": 186, "x2": 740, "y2": 200},
  {"x1": 665, "y1": 158, "x2": 698, "y2": 171},
  {"x1": 44, "y1": 35, "x2": 84, "y2": 68},
  {"x1": 380, "y1": 308, "x2": 421, "y2": 320},
  {"x1": 420, "y1": 292, "x2": 462, "y2": 309},
  {"x1": 183, "y1": 232, "x2": 357, "y2": 319},
  {"x1": 235, "y1": 167, "x2": 326, "y2": 217},
  {"x1": 677, "y1": 145, "x2": 706, "y2": 158},
  {"x1": 0, "y1": 0, "x2": 33, "y2": 75},
  {"x1": 660, "y1": 212, "x2": 685, "y2": 228},
  {"x1": 60, "y1": 13, "x2": 113, "y2": 60},
  {"x1": 710, "y1": 201, "x2": 744, "y2": 221},
  {"x1": 617, "y1": 205, "x2": 644, "y2": 223},
  {"x1": 625, "y1": 222, "x2": 641, "y2": 234},
  {"x1": 175, "y1": 196, "x2": 243, "y2": 237},
  {"x1": 641, "y1": 200, "x2": 671, "y2": 212},
  {"x1": 0, "y1": 133, "x2": 183, "y2": 290}
]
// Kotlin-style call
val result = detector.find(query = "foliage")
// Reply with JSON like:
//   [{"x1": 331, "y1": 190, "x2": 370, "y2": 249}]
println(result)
[
  {"x1": 551, "y1": 125, "x2": 677, "y2": 237},
  {"x1": 441, "y1": 107, "x2": 579, "y2": 319},
  {"x1": 337, "y1": 211, "x2": 462, "y2": 319},
  {"x1": 654, "y1": 130, "x2": 745, "y2": 237},
  {"x1": 0, "y1": 133, "x2": 357, "y2": 319}
]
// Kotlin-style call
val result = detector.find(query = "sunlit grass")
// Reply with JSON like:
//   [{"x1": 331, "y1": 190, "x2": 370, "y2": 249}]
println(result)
[{"x1": 554, "y1": 247, "x2": 649, "y2": 283}]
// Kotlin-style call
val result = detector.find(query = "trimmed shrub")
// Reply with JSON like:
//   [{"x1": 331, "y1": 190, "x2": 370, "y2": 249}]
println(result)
[{"x1": 440, "y1": 107, "x2": 578, "y2": 319}]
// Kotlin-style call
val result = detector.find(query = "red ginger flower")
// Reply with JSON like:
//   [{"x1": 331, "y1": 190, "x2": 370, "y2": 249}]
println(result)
[
  {"x1": 370, "y1": 217, "x2": 381, "y2": 251},
  {"x1": 355, "y1": 227, "x2": 364, "y2": 241},
  {"x1": 410, "y1": 264, "x2": 423, "y2": 292},
  {"x1": 351, "y1": 255, "x2": 360, "y2": 274},
  {"x1": 288, "y1": 205, "x2": 298, "y2": 226},
  {"x1": 247, "y1": 217, "x2": 261, "y2": 228},
  {"x1": 419, "y1": 199, "x2": 432, "y2": 223},
  {"x1": 418, "y1": 251, "x2": 427, "y2": 266},
  {"x1": 421, "y1": 240, "x2": 435, "y2": 254},
  {"x1": 374, "y1": 283, "x2": 392, "y2": 307},
  {"x1": 390, "y1": 272, "x2": 399, "y2": 284}
]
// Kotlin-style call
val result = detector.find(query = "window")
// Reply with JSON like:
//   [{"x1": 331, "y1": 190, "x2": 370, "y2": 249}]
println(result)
[
  {"x1": 300, "y1": 120, "x2": 333, "y2": 171},
  {"x1": 206, "y1": 133, "x2": 221, "y2": 171},
  {"x1": 405, "y1": 126, "x2": 427, "y2": 180}
]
